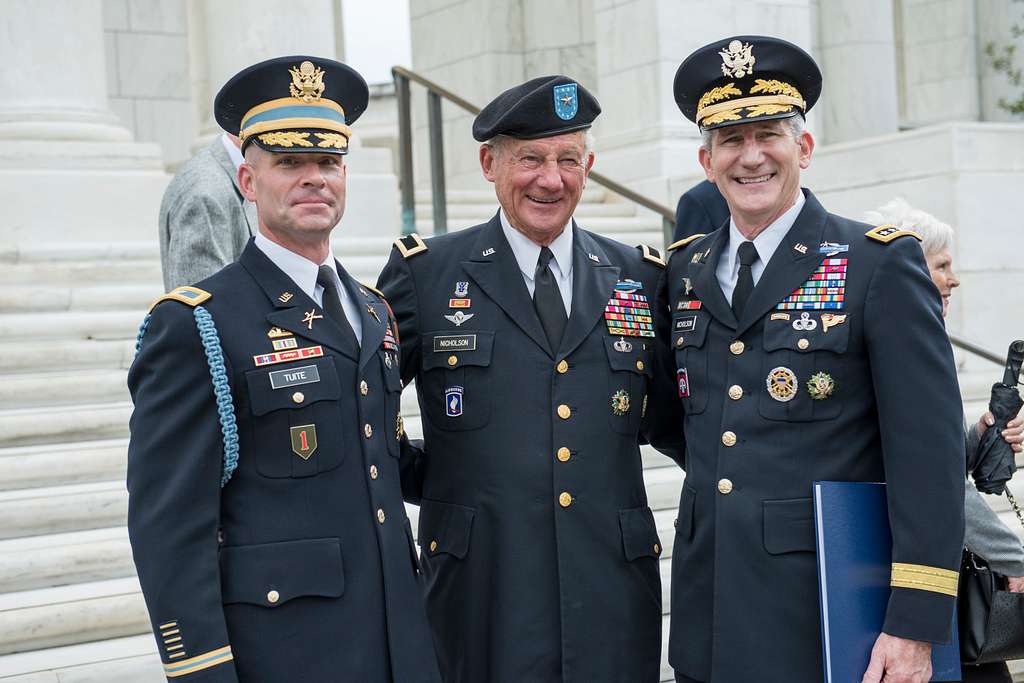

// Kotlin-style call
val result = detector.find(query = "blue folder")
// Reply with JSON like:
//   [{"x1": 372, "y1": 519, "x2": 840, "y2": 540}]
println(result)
[{"x1": 813, "y1": 481, "x2": 961, "y2": 682}]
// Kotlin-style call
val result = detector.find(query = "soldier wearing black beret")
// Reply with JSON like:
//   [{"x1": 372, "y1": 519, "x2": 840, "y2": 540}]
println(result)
[
  {"x1": 652, "y1": 36, "x2": 965, "y2": 682},
  {"x1": 377, "y1": 75, "x2": 683, "y2": 682},
  {"x1": 127, "y1": 55, "x2": 440, "y2": 682}
]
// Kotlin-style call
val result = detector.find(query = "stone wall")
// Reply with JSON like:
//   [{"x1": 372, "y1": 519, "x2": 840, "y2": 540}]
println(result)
[{"x1": 103, "y1": 0, "x2": 191, "y2": 169}]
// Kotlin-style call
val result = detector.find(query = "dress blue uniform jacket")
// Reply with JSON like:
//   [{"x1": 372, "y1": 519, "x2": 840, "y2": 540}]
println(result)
[
  {"x1": 377, "y1": 214, "x2": 684, "y2": 683},
  {"x1": 654, "y1": 190, "x2": 965, "y2": 682},
  {"x1": 127, "y1": 240, "x2": 441, "y2": 683}
]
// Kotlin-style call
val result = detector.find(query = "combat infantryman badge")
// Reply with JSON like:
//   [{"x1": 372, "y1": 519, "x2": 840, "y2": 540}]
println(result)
[
  {"x1": 611, "y1": 389, "x2": 631, "y2": 416},
  {"x1": 766, "y1": 366, "x2": 798, "y2": 402},
  {"x1": 807, "y1": 371, "x2": 835, "y2": 400}
]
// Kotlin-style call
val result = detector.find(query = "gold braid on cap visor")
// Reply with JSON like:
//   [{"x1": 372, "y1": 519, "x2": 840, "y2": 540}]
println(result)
[
  {"x1": 239, "y1": 97, "x2": 352, "y2": 143},
  {"x1": 696, "y1": 80, "x2": 806, "y2": 128}
]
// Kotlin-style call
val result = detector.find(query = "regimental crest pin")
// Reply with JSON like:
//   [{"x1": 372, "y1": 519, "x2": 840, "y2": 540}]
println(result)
[
  {"x1": 553, "y1": 83, "x2": 579, "y2": 121},
  {"x1": 610, "y1": 389, "x2": 631, "y2": 416},
  {"x1": 454, "y1": 281, "x2": 469, "y2": 297},
  {"x1": 290, "y1": 424, "x2": 318, "y2": 460},
  {"x1": 445, "y1": 386, "x2": 464, "y2": 417},
  {"x1": 444, "y1": 310, "x2": 475, "y2": 327}
]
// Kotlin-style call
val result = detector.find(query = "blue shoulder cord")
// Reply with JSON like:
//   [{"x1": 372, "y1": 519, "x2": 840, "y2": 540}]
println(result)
[{"x1": 135, "y1": 306, "x2": 239, "y2": 486}]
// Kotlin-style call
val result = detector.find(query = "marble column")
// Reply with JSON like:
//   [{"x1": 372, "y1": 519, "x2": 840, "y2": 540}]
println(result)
[
  {"x1": 189, "y1": 0, "x2": 342, "y2": 143},
  {"x1": 0, "y1": 0, "x2": 131, "y2": 142},
  {"x1": 0, "y1": 0, "x2": 167, "y2": 242},
  {"x1": 816, "y1": 0, "x2": 900, "y2": 144}
]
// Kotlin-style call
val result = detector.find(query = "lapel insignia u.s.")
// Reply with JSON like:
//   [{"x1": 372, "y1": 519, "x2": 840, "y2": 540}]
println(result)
[{"x1": 278, "y1": 292, "x2": 294, "y2": 303}]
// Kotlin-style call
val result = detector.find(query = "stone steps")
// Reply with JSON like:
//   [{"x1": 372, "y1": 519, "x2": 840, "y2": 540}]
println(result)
[
  {"x1": 0, "y1": 403, "x2": 131, "y2": 448},
  {"x1": 0, "y1": 286, "x2": 161, "y2": 313},
  {"x1": 0, "y1": 339, "x2": 134, "y2": 375},
  {"x1": 0, "y1": 439, "x2": 127, "y2": 492},
  {"x1": 0, "y1": 481, "x2": 128, "y2": 541},
  {"x1": 0, "y1": 369, "x2": 129, "y2": 409}
]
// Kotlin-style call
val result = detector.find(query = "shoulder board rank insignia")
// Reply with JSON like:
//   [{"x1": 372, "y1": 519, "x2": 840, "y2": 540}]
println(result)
[
  {"x1": 865, "y1": 224, "x2": 922, "y2": 244},
  {"x1": 148, "y1": 286, "x2": 211, "y2": 313},
  {"x1": 394, "y1": 233, "x2": 428, "y2": 259},
  {"x1": 637, "y1": 244, "x2": 666, "y2": 268},
  {"x1": 667, "y1": 233, "x2": 707, "y2": 251}
]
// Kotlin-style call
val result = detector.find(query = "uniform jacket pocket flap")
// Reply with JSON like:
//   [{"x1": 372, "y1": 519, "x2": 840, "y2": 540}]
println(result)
[
  {"x1": 763, "y1": 498, "x2": 815, "y2": 555},
  {"x1": 619, "y1": 506, "x2": 662, "y2": 561},
  {"x1": 418, "y1": 499, "x2": 476, "y2": 559},
  {"x1": 245, "y1": 357, "x2": 341, "y2": 416},
  {"x1": 763, "y1": 314, "x2": 850, "y2": 354},
  {"x1": 676, "y1": 484, "x2": 696, "y2": 540},
  {"x1": 603, "y1": 336, "x2": 652, "y2": 375},
  {"x1": 422, "y1": 331, "x2": 495, "y2": 371},
  {"x1": 220, "y1": 537, "x2": 344, "y2": 606},
  {"x1": 671, "y1": 313, "x2": 709, "y2": 350}
]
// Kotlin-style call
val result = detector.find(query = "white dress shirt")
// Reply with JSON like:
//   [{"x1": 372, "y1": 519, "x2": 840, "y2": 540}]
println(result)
[
  {"x1": 716, "y1": 191, "x2": 805, "y2": 303},
  {"x1": 254, "y1": 232, "x2": 362, "y2": 343},
  {"x1": 500, "y1": 210, "x2": 574, "y2": 316},
  {"x1": 221, "y1": 133, "x2": 244, "y2": 171}
]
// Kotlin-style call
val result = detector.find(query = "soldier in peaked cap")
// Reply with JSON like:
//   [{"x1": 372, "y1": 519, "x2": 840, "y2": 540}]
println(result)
[
  {"x1": 650, "y1": 36, "x2": 965, "y2": 683},
  {"x1": 127, "y1": 55, "x2": 441, "y2": 682},
  {"x1": 377, "y1": 75, "x2": 684, "y2": 682}
]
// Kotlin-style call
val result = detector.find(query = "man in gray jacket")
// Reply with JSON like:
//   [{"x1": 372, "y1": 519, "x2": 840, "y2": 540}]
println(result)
[{"x1": 158, "y1": 133, "x2": 256, "y2": 291}]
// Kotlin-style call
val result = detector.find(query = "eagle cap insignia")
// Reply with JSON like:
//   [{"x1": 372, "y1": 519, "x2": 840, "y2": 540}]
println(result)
[
  {"x1": 720, "y1": 40, "x2": 755, "y2": 79},
  {"x1": 289, "y1": 60, "x2": 326, "y2": 102}
]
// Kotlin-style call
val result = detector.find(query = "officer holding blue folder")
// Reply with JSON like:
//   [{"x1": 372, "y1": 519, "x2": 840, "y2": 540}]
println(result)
[{"x1": 654, "y1": 36, "x2": 965, "y2": 683}]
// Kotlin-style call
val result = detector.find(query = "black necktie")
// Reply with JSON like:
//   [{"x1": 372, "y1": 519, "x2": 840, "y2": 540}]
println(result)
[
  {"x1": 731, "y1": 241, "x2": 758, "y2": 318},
  {"x1": 533, "y1": 246, "x2": 567, "y2": 351},
  {"x1": 317, "y1": 265, "x2": 359, "y2": 345}
]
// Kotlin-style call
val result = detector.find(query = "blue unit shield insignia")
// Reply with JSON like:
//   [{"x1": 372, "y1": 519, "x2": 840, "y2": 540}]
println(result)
[
  {"x1": 553, "y1": 83, "x2": 579, "y2": 121},
  {"x1": 445, "y1": 386, "x2": 464, "y2": 417}
]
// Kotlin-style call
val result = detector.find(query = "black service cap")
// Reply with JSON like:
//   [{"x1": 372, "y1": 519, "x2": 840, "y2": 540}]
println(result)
[{"x1": 472, "y1": 75, "x2": 601, "y2": 142}]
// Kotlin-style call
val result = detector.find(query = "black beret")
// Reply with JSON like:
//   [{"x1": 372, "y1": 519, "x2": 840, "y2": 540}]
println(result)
[
  {"x1": 673, "y1": 36, "x2": 821, "y2": 131},
  {"x1": 472, "y1": 75, "x2": 601, "y2": 142},
  {"x1": 215, "y1": 55, "x2": 368, "y2": 154}
]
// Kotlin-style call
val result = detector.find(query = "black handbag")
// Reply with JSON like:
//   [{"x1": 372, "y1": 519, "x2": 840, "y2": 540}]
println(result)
[{"x1": 958, "y1": 491, "x2": 1024, "y2": 665}]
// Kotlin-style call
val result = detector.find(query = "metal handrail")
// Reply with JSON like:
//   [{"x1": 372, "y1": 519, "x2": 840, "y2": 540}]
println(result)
[
  {"x1": 390, "y1": 66, "x2": 1008, "y2": 368},
  {"x1": 391, "y1": 65, "x2": 677, "y2": 243}
]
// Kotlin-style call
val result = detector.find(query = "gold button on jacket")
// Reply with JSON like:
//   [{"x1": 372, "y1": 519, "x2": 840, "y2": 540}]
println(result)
[
  {"x1": 730, "y1": 340, "x2": 745, "y2": 355},
  {"x1": 557, "y1": 404, "x2": 571, "y2": 419},
  {"x1": 717, "y1": 479, "x2": 734, "y2": 495},
  {"x1": 267, "y1": 589, "x2": 280, "y2": 604},
  {"x1": 728, "y1": 385, "x2": 743, "y2": 400},
  {"x1": 556, "y1": 359, "x2": 569, "y2": 374},
  {"x1": 721, "y1": 431, "x2": 737, "y2": 447},
  {"x1": 558, "y1": 492, "x2": 573, "y2": 507}
]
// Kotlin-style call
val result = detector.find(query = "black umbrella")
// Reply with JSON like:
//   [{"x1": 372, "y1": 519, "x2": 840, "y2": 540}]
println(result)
[{"x1": 969, "y1": 340, "x2": 1024, "y2": 495}]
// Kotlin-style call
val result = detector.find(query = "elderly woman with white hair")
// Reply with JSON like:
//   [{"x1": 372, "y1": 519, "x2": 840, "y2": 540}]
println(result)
[{"x1": 865, "y1": 198, "x2": 1024, "y2": 683}]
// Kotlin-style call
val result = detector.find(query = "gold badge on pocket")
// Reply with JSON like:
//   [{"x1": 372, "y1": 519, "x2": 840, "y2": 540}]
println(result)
[
  {"x1": 290, "y1": 424, "x2": 318, "y2": 460},
  {"x1": 611, "y1": 389, "x2": 631, "y2": 416},
  {"x1": 807, "y1": 371, "x2": 835, "y2": 400}
]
